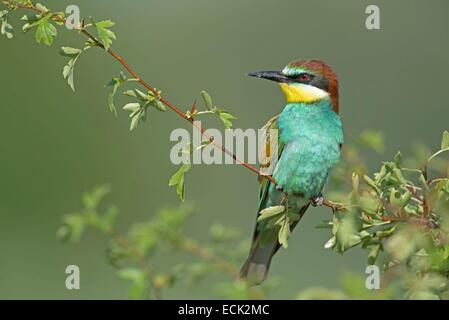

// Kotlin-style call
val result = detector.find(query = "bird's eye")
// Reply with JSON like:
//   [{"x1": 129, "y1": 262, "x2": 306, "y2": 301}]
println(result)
[{"x1": 298, "y1": 73, "x2": 312, "y2": 82}]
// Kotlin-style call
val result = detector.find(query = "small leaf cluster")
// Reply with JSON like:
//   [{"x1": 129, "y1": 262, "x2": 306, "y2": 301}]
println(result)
[
  {"x1": 0, "y1": 9, "x2": 13, "y2": 39},
  {"x1": 257, "y1": 205, "x2": 292, "y2": 249},
  {"x1": 187, "y1": 90, "x2": 237, "y2": 129},
  {"x1": 59, "y1": 186, "x2": 273, "y2": 299},
  {"x1": 57, "y1": 185, "x2": 117, "y2": 242},
  {"x1": 2, "y1": 1, "x2": 61, "y2": 43},
  {"x1": 168, "y1": 163, "x2": 191, "y2": 201},
  {"x1": 121, "y1": 87, "x2": 166, "y2": 131},
  {"x1": 168, "y1": 91, "x2": 236, "y2": 201},
  {"x1": 321, "y1": 131, "x2": 449, "y2": 299},
  {"x1": 1, "y1": 1, "x2": 118, "y2": 92},
  {"x1": 94, "y1": 19, "x2": 115, "y2": 50},
  {"x1": 59, "y1": 18, "x2": 116, "y2": 91},
  {"x1": 61, "y1": 46, "x2": 90, "y2": 91}
]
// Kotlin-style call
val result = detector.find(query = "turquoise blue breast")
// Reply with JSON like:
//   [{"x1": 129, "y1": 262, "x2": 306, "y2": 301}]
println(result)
[{"x1": 273, "y1": 100, "x2": 343, "y2": 198}]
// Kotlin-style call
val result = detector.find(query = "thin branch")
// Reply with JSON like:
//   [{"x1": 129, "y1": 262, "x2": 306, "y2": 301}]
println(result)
[
  {"x1": 322, "y1": 199, "x2": 356, "y2": 212},
  {"x1": 179, "y1": 238, "x2": 240, "y2": 277},
  {"x1": 429, "y1": 178, "x2": 449, "y2": 185},
  {"x1": 422, "y1": 165, "x2": 429, "y2": 219}
]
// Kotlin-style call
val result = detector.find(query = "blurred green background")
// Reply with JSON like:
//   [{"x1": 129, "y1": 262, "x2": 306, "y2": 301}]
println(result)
[{"x1": 0, "y1": 0, "x2": 448, "y2": 299}]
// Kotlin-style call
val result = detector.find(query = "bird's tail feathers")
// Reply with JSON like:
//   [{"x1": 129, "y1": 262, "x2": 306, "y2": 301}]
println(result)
[
  {"x1": 240, "y1": 203, "x2": 310, "y2": 285},
  {"x1": 240, "y1": 235, "x2": 278, "y2": 285}
]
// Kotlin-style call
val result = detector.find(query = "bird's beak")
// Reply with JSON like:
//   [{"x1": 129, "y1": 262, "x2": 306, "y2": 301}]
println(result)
[{"x1": 246, "y1": 71, "x2": 291, "y2": 83}]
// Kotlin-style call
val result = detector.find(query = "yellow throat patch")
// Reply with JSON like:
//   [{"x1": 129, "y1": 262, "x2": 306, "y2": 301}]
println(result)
[{"x1": 280, "y1": 83, "x2": 328, "y2": 103}]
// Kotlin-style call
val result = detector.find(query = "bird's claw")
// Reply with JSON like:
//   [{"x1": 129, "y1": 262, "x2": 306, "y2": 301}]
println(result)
[
  {"x1": 276, "y1": 185, "x2": 290, "y2": 203},
  {"x1": 312, "y1": 193, "x2": 324, "y2": 207}
]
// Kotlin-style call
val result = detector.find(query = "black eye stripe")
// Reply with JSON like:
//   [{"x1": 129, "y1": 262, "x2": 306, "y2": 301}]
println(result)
[
  {"x1": 287, "y1": 72, "x2": 314, "y2": 80},
  {"x1": 285, "y1": 72, "x2": 328, "y2": 91},
  {"x1": 310, "y1": 75, "x2": 329, "y2": 91}
]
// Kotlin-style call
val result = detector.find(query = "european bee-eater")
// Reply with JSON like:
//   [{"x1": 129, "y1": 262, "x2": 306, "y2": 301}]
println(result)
[{"x1": 241, "y1": 59, "x2": 344, "y2": 284}]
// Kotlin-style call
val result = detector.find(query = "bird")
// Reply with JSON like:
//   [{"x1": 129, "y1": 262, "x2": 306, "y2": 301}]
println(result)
[{"x1": 240, "y1": 59, "x2": 344, "y2": 285}]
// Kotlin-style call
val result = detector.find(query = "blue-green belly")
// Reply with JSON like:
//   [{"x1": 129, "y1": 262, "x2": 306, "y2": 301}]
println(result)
[{"x1": 273, "y1": 100, "x2": 343, "y2": 199}]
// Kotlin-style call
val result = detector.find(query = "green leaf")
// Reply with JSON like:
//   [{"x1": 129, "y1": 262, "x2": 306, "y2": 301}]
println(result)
[
  {"x1": 419, "y1": 174, "x2": 429, "y2": 191},
  {"x1": 96, "y1": 207, "x2": 118, "y2": 233},
  {"x1": 35, "y1": 3, "x2": 49, "y2": 13},
  {"x1": 133, "y1": 88, "x2": 150, "y2": 101},
  {"x1": 1, "y1": 12, "x2": 13, "y2": 39},
  {"x1": 150, "y1": 99, "x2": 167, "y2": 112},
  {"x1": 1, "y1": 20, "x2": 13, "y2": 39},
  {"x1": 324, "y1": 236, "x2": 336, "y2": 249},
  {"x1": 363, "y1": 175, "x2": 381, "y2": 195},
  {"x1": 95, "y1": 20, "x2": 116, "y2": 50},
  {"x1": 63, "y1": 59, "x2": 77, "y2": 91},
  {"x1": 118, "y1": 268, "x2": 145, "y2": 281},
  {"x1": 393, "y1": 168, "x2": 407, "y2": 185},
  {"x1": 200, "y1": 90, "x2": 212, "y2": 111},
  {"x1": 390, "y1": 188, "x2": 401, "y2": 207},
  {"x1": 278, "y1": 215, "x2": 291, "y2": 249},
  {"x1": 35, "y1": 16, "x2": 57, "y2": 46},
  {"x1": 351, "y1": 173, "x2": 360, "y2": 201},
  {"x1": 129, "y1": 109, "x2": 144, "y2": 131},
  {"x1": 123, "y1": 88, "x2": 166, "y2": 113},
  {"x1": 334, "y1": 211, "x2": 362, "y2": 252},
  {"x1": 107, "y1": 76, "x2": 125, "y2": 116},
  {"x1": 82, "y1": 184, "x2": 111, "y2": 210},
  {"x1": 61, "y1": 47, "x2": 88, "y2": 92},
  {"x1": 393, "y1": 151, "x2": 402, "y2": 167},
  {"x1": 400, "y1": 191, "x2": 412, "y2": 207},
  {"x1": 60, "y1": 46, "x2": 82, "y2": 56},
  {"x1": 123, "y1": 89, "x2": 137, "y2": 98},
  {"x1": 21, "y1": 13, "x2": 38, "y2": 30},
  {"x1": 441, "y1": 130, "x2": 449, "y2": 150},
  {"x1": 215, "y1": 108, "x2": 236, "y2": 129},
  {"x1": 122, "y1": 99, "x2": 147, "y2": 131},
  {"x1": 257, "y1": 205, "x2": 285, "y2": 222},
  {"x1": 123, "y1": 102, "x2": 141, "y2": 112},
  {"x1": 117, "y1": 268, "x2": 148, "y2": 299},
  {"x1": 57, "y1": 214, "x2": 86, "y2": 242},
  {"x1": 169, "y1": 164, "x2": 191, "y2": 201},
  {"x1": 62, "y1": 53, "x2": 80, "y2": 92}
]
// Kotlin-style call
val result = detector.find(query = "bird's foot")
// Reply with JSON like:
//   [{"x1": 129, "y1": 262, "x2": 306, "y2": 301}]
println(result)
[
  {"x1": 281, "y1": 192, "x2": 289, "y2": 204},
  {"x1": 276, "y1": 185, "x2": 290, "y2": 204},
  {"x1": 312, "y1": 193, "x2": 324, "y2": 207}
]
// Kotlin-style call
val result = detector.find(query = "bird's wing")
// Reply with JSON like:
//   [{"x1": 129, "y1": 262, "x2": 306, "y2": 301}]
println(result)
[
  {"x1": 258, "y1": 114, "x2": 284, "y2": 207},
  {"x1": 241, "y1": 115, "x2": 302, "y2": 284},
  {"x1": 241, "y1": 115, "x2": 314, "y2": 284}
]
